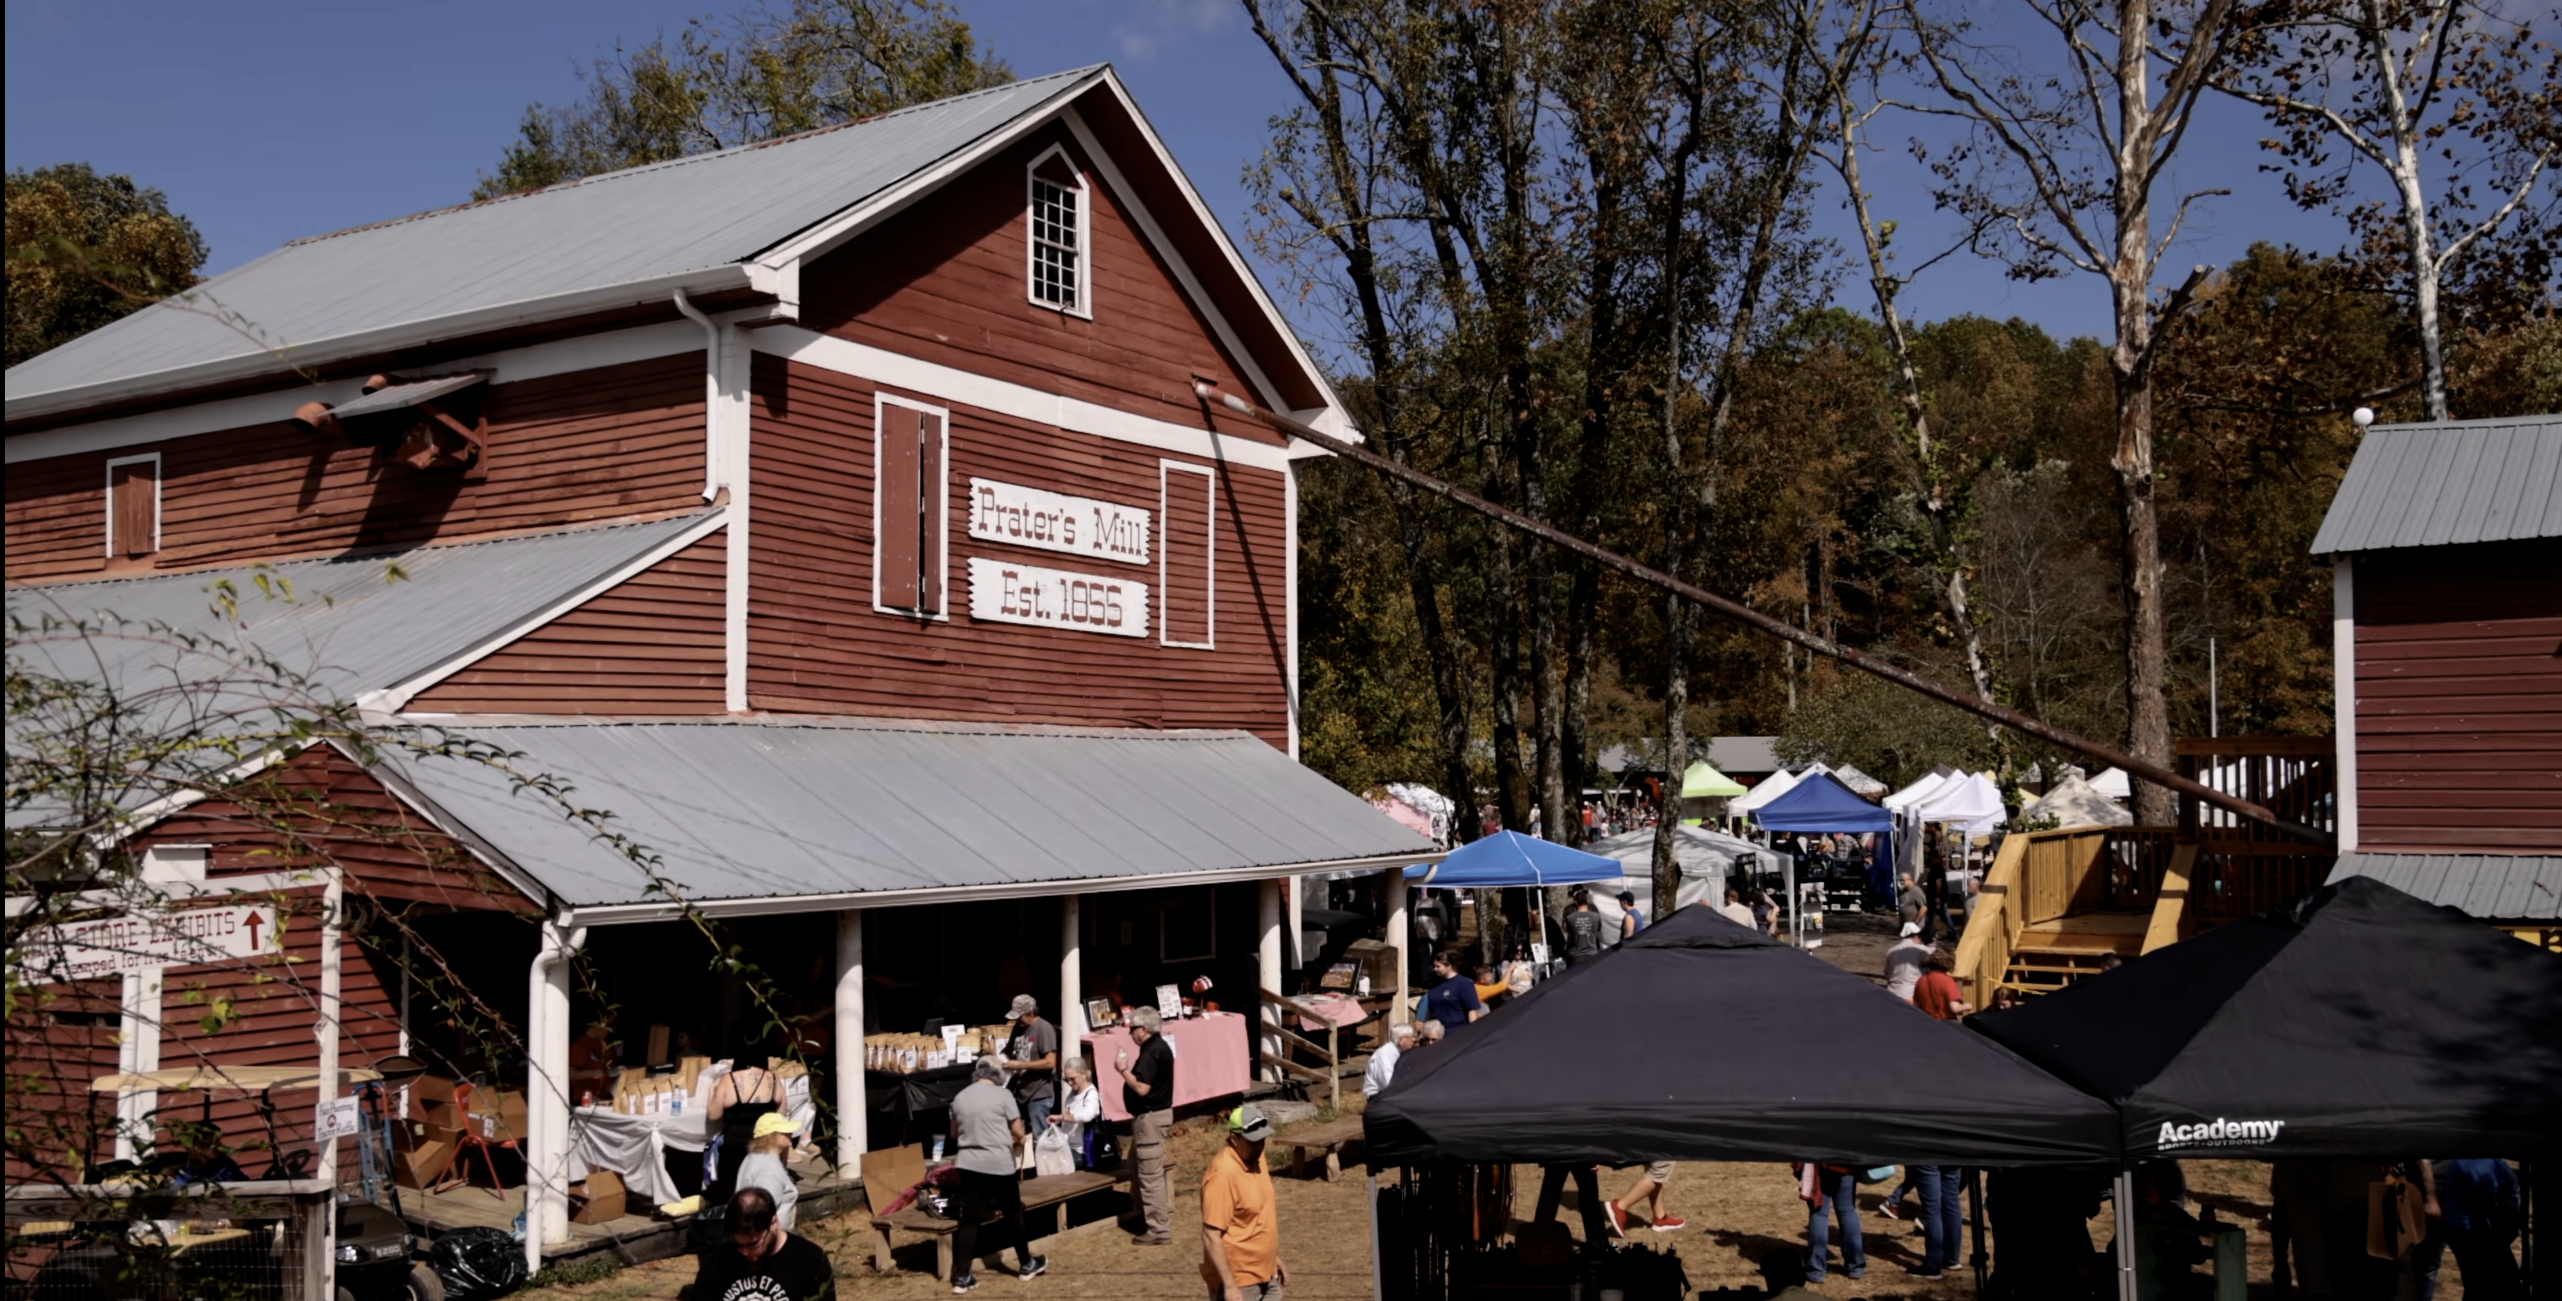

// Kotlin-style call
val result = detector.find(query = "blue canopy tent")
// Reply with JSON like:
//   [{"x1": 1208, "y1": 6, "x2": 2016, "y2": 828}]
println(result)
[
  {"x1": 1750, "y1": 772, "x2": 1891, "y2": 833},
  {"x1": 1405, "y1": 831, "x2": 1623, "y2": 972},
  {"x1": 1751, "y1": 772, "x2": 1897, "y2": 917},
  {"x1": 1404, "y1": 830, "x2": 1622, "y2": 886}
]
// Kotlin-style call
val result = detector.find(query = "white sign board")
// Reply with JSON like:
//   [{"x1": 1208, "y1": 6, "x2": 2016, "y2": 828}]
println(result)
[
  {"x1": 967, "y1": 478, "x2": 1151, "y2": 566},
  {"x1": 967, "y1": 557, "x2": 1150, "y2": 639},
  {"x1": 22, "y1": 905, "x2": 280, "y2": 981},
  {"x1": 314, "y1": 1095, "x2": 362, "y2": 1143}
]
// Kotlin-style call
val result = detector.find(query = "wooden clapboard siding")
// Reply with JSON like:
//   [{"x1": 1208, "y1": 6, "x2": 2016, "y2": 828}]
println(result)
[
  {"x1": 1160, "y1": 464, "x2": 1214, "y2": 646},
  {"x1": 3, "y1": 980, "x2": 122, "y2": 1182},
  {"x1": 798, "y1": 126, "x2": 1281, "y2": 443},
  {"x1": 748, "y1": 355, "x2": 1290, "y2": 745},
  {"x1": 4, "y1": 356, "x2": 706, "y2": 582},
  {"x1": 410, "y1": 528, "x2": 728, "y2": 714},
  {"x1": 2354, "y1": 537, "x2": 2562, "y2": 851}
]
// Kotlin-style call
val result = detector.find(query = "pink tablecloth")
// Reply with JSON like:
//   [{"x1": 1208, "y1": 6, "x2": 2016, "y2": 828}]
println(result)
[
  {"x1": 1082, "y1": 1012, "x2": 1251, "y2": 1122},
  {"x1": 1290, "y1": 993, "x2": 1369, "y2": 1033}
]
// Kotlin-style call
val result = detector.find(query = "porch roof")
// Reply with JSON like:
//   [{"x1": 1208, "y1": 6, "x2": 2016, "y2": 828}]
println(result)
[{"x1": 382, "y1": 717, "x2": 1438, "y2": 918}]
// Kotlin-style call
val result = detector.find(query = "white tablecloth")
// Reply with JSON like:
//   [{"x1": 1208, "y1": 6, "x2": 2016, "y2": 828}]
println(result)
[{"x1": 566, "y1": 1085, "x2": 814, "y2": 1204}]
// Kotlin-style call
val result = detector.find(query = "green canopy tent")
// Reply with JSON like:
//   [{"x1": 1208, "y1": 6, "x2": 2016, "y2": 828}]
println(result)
[{"x1": 1677, "y1": 760, "x2": 1746, "y2": 825}]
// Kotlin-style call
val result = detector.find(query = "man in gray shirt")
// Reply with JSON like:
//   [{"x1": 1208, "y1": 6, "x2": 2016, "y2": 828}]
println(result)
[
  {"x1": 948, "y1": 1058, "x2": 1044, "y2": 1291},
  {"x1": 1002, "y1": 994, "x2": 1061, "y2": 1136}
]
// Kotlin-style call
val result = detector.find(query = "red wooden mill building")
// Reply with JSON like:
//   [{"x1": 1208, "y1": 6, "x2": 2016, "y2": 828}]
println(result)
[{"x1": 5, "y1": 65, "x2": 1433, "y2": 1255}]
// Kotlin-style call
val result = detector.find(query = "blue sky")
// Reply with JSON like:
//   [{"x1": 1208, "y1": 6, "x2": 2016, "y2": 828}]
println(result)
[{"x1": 6, "y1": 0, "x2": 2342, "y2": 356}]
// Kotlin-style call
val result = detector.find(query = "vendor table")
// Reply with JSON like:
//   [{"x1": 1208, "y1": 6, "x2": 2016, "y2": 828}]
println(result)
[
  {"x1": 566, "y1": 1088, "x2": 813, "y2": 1206},
  {"x1": 1081, "y1": 1011, "x2": 1251, "y2": 1122},
  {"x1": 865, "y1": 1063, "x2": 974, "y2": 1132}
]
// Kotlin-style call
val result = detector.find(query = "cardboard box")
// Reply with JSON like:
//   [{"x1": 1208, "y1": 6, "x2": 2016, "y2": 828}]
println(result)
[
  {"x1": 1341, "y1": 939, "x2": 1401, "y2": 992},
  {"x1": 465, "y1": 1089, "x2": 529, "y2": 1143},
  {"x1": 569, "y1": 1171, "x2": 626, "y2": 1224},
  {"x1": 412, "y1": 1076, "x2": 464, "y2": 1128},
  {"x1": 393, "y1": 1138, "x2": 452, "y2": 1190}
]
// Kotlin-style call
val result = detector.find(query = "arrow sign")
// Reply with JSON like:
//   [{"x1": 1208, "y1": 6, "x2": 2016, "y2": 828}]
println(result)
[{"x1": 19, "y1": 904, "x2": 282, "y2": 981}]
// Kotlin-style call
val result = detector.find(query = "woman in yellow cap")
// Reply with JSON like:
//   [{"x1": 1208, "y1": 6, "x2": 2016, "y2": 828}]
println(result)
[{"x1": 733, "y1": 1111, "x2": 803, "y2": 1228}]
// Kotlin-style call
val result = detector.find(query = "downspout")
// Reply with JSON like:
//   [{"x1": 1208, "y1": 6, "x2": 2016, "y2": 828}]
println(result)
[{"x1": 673, "y1": 290, "x2": 721, "y2": 502}]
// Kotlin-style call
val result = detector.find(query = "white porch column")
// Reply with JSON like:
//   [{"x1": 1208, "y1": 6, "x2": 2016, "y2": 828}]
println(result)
[
  {"x1": 113, "y1": 968, "x2": 165, "y2": 1162},
  {"x1": 525, "y1": 919, "x2": 585, "y2": 1272},
  {"x1": 1382, "y1": 870, "x2": 1410, "y2": 1026},
  {"x1": 833, "y1": 910, "x2": 867, "y2": 1178},
  {"x1": 1257, "y1": 878, "x2": 1284, "y2": 1079},
  {"x1": 1059, "y1": 896, "x2": 1085, "y2": 1046},
  {"x1": 318, "y1": 867, "x2": 346, "y2": 1295}
]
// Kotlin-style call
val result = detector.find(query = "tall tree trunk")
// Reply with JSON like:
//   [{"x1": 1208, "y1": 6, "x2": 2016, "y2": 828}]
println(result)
[
  {"x1": 2112, "y1": 0, "x2": 2174, "y2": 825},
  {"x1": 1481, "y1": 425, "x2": 1531, "y2": 837}
]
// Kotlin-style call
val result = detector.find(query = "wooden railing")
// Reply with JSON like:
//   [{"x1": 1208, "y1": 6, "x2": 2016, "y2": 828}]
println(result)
[
  {"x1": 2175, "y1": 736, "x2": 2337, "y2": 849},
  {"x1": 1955, "y1": 833, "x2": 2029, "y2": 1008},
  {"x1": 1258, "y1": 988, "x2": 1347, "y2": 1111}
]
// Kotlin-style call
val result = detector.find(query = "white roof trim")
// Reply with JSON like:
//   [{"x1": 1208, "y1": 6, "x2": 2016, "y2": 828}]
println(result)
[
  {"x1": 555, "y1": 849, "x2": 1440, "y2": 927},
  {"x1": 359, "y1": 508, "x2": 732, "y2": 718},
  {"x1": 6, "y1": 264, "x2": 777, "y2": 426}
]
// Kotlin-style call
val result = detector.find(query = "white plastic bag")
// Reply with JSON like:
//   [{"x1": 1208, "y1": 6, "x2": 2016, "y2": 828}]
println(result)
[{"x1": 1033, "y1": 1125, "x2": 1075, "y2": 1177}]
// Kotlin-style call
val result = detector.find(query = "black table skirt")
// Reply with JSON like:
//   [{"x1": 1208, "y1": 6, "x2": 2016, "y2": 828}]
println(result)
[{"x1": 865, "y1": 1064, "x2": 974, "y2": 1125}]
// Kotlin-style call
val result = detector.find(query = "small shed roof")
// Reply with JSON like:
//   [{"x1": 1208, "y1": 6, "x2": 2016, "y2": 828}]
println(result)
[
  {"x1": 2310, "y1": 413, "x2": 2562, "y2": 554},
  {"x1": 1706, "y1": 736, "x2": 1781, "y2": 774},
  {"x1": 384, "y1": 717, "x2": 1436, "y2": 913},
  {"x1": 2326, "y1": 851, "x2": 2562, "y2": 921}
]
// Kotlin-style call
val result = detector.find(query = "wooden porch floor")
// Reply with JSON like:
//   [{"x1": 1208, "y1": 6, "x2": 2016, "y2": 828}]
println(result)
[{"x1": 2015, "y1": 911, "x2": 2149, "y2": 956}]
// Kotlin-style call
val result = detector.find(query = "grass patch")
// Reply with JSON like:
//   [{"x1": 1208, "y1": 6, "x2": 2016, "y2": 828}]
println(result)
[{"x1": 526, "y1": 1256, "x2": 622, "y2": 1290}]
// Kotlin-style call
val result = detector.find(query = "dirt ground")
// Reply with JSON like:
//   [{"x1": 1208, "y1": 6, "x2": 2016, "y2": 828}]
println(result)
[{"x1": 519, "y1": 916, "x2": 2480, "y2": 1300}]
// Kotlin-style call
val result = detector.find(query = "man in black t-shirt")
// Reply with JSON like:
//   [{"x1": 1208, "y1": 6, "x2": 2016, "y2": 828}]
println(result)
[
  {"x1": 692, "y1": 1186, "x2": 833, "y2": 1301},
  {"x1": 1113, "y1": 1005, "x2": 1177, "y2": 1246}
]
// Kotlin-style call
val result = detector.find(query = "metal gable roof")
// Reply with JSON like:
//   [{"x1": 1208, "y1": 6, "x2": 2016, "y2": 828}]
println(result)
[
  {"x1": 2310, "y1": 413, "x2": 2562, "y2": 554},
  {"x1": 2326, "y1": 851, "x2": 2562, "y2": 921},
  {"x1": 3, "y1": 513, "x2": 714, "y2": 813},
  {"x1": 379, "y1": 718, "x2": 1439, "y2": 910},
  {"x1": 4, "y1": 69, "x2": 1101, "y2": 418}
]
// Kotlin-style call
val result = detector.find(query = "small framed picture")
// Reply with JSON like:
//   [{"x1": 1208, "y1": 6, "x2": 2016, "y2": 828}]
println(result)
[
  {"x1": 1155, "y1": 984, "x2": 1183, "y2": 1019},
  {"x1": 1085, "y1": 998, "x2": 1118, "y2": 1029}
]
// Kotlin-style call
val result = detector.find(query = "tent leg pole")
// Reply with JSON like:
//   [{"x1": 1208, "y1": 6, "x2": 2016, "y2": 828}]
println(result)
[
  {"x1": 1968, "y1": 1165, "x2": 1987, "y2": 1296},
  {"x1": 2115, "y1": 1168, "x2": 2138, "y2": 1301}
]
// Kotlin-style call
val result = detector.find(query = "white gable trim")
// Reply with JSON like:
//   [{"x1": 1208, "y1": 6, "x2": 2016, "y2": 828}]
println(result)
[
  {"x1": 360, "y1": 508, "x2": 732, "y2": 718},
  {"x1": 749, "y1": 325, "x2": 1295, "y2": 474}
]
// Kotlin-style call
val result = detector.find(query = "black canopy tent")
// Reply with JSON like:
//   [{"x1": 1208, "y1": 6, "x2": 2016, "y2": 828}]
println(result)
[
  {"x1": 1365, "y1": 902, "x2": 2120, "y2": 1167},
  {"x1": 1967, "y1": 875, "x2": 2562, "y2": 1161}
]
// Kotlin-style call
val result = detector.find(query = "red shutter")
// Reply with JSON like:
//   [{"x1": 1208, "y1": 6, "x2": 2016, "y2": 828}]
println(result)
[
  {"x1": 110, "y1": 459, "x2": 158, "y2": 558},
  {"x1": 877, "y1": 407, "x2": 921, "y2": 609},
  {"x1": 1161, "y1": 465, "x2": 1214, "y2": 645},
  {"x1": 917, "y1": 410, "x2": 945, "y2": 614}
]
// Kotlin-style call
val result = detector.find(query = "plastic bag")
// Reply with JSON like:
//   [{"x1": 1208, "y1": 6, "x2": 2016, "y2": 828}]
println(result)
[
  {"x1": 430, "y1": 1226, "x2": 527, "y2": 1300},
  {"x1": 1034, "y1": 1125, "x2": 1075, "y2": 1177}
]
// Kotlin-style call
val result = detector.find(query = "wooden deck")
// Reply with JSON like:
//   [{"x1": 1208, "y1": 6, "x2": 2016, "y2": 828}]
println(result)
[{"x1": 397, "y1": 1152, "x2": 860, "y2": 1265}]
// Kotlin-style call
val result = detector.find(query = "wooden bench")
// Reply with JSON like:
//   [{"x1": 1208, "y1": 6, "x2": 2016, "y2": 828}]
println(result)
[
  {"x1": 860, "y1": 1145, "x2": 1128, "y2": 1282},
  {"x1": 1277, "y1": 1115, "x2": 1365, "y2": 1182}
]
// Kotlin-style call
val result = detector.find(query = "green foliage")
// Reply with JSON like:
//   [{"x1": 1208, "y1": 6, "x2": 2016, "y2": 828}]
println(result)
[
  {"x1": 476, "y1": 0, "x2": 1012, "y2": 197},
  {"x1": 4, "y1": 163, "x2": 208, "y2": 367}
]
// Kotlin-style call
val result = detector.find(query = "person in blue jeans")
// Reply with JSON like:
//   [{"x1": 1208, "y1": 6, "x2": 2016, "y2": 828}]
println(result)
[
  {"x1": 1802, "y1": 1163, "x2": 1865, "y2": 1284},
  {"x1": 1909, "y1": 1164, "x2": 1966, "y2": 1278}
]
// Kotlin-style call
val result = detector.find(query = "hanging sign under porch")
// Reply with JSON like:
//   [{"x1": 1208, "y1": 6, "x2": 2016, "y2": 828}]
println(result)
[
  {"x1": 967, "y1": 557, "x2": 1150, "y2": 638},
  {"x1": 967, "y1": 477, "x2": 1151, "y2": 566},
  {"x1": 18, "y1": 904, "x2": 280, "y2": 981}
]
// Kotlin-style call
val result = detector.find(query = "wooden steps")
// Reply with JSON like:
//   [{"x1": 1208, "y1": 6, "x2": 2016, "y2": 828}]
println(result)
[{"x1": 2003, "y1": 913, "x2": 2148, "y2": 994}]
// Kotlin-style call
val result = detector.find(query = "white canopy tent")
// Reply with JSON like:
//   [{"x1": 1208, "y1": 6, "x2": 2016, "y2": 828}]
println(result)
[
  {"x1": 1579, "y1": 826, "x2": 1788, "y2": 940},
  {"x1": 1730, "y1": 762, "x2": 1826, "y2": 815},
  {"x1": 2018, "y1": 774, "x2": 2133, "y2": 828},
  {"x1": 1885, "y1": 768, "x2": 1961, "y2": 877},
  {"x1": 2088, "y1": 767, "x2": 2132, "y2": 801},
  {"x1": 1915, "y1": 771, "x2": 2006, "y2": 835},
  {"x1": 1830, "y1": 764, "x2": 1888, "y2": 797}
]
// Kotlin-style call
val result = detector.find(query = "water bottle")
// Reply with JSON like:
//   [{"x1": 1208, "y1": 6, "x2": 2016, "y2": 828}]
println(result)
[{"x1": 931, "y1": 1136, "x2": 946, "y2": 1161}]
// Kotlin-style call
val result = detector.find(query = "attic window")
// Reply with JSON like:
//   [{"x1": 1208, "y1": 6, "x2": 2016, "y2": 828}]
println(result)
[{"x1": 1027, "y1": 148, "x2": 1089, "y2": 317}]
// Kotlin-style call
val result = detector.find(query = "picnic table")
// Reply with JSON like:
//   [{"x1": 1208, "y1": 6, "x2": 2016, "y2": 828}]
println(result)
[{"x1": 859, "y1": 1144, "x2": 1131, "y2": 1283}]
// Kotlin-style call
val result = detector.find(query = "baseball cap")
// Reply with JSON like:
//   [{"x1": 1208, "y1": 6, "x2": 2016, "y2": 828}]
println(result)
[
  {"x1": 753, "y1": 1113, "x2": 800, "y2": 1139},
  {"x1": 1900, "y1": 922, "x2": 1923, "y2": 938},
  {"x1": 1227, "y1": 1104, "x2": 1275, "y2": 1142},
  {"x1": 1008, "y1": 994, "x2": 1038, "y2": 1018}
]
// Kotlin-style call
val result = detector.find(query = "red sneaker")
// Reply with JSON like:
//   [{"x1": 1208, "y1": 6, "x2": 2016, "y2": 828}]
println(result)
[
  {"x1": 1604, "y1": 1200, "x2": 1628, "y2": 1238},
  {"x1": 1649, "y1": 1215, "x2": 1687, "y2": 1232}
]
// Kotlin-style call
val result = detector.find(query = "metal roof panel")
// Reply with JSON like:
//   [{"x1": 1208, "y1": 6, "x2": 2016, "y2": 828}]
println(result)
[
  {"x1": 382, "y1": 718, "x2": 1439, "y2": 907},
  {"x1": 5, "y1": 71, "x2": 1099, "y2": 411},
  {"x1": 2327, "y1": 851, "x2": 2562, "y2": 920},
  {"x1": 2312, "y1": 414, "x2": 2562, "y2": 553}
]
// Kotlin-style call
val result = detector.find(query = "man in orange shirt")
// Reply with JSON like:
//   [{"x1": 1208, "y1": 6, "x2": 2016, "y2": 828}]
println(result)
[{"x1": 1201, "y1": 1104, "x2": 1286, "y2": 1301}]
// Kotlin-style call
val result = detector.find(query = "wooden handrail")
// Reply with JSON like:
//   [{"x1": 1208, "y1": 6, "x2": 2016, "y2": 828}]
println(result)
[
  {"x1": 1260, "y1": 988, "x2": 1343, "y2": 1110},
  {"x1": 1956, "y1": 833, "x2": 2029, "y2": 1007},
  {"x1": 2143, "y1": 844, "x2": 2199, "y2": 954}
]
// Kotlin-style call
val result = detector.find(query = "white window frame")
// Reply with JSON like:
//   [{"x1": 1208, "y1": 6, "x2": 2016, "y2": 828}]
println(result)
[
  {"x1": 1159, "y1": 460, "x2": 1216, "y2": 650},
  {"x1": 870, "y1": 393, "x2": 953, "y2": 620},
  {"x1": 103, "y1": 451, "x2": 162, "y2": 558},
  {"x1": 1024, "y1": 144, "x2": 1094, "y2": 320}
]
